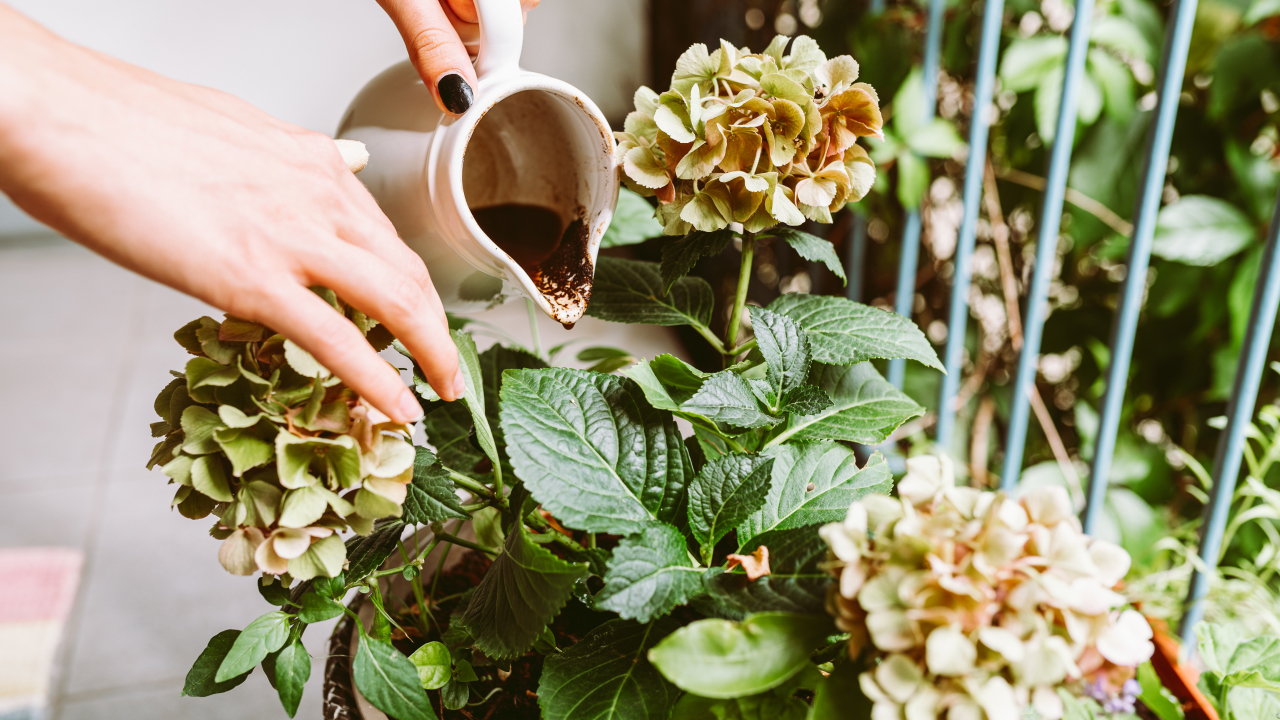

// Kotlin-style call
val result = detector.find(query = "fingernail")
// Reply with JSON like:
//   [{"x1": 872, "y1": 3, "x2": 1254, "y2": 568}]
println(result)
[
  {"x1": 453, "y1": 367, "x2": 466, "y2": 399},
  {"x1": 398, "y1": 392, "x2": 424, "y2": 423},
  {"x1": 438, "y1": 72, "x2": 474, "y2": 115}
]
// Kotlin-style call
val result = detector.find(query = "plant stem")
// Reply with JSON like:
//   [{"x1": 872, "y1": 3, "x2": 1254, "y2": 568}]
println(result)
[
  {"x1": 724, "y1": 233, "x2": 756, "y2": 358},
  {"x1": 434, "y1": 531, "x2": 499, "y2": 556},
  {"x1": 725, "y1": 338, "x2": 757, "y2": 356},
  {"x1": 399, "y1": 540, "x2": 432, "y2": 633},
  {"x1": 446, "y1": 468, "x2": 494, "y2": 499},
  {"x1": 526, "y1": 297, "x2": 544, "y2": 360}
]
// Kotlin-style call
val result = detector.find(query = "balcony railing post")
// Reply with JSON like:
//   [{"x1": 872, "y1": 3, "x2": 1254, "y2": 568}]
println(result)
[
  {"x1": 935, "y1": 0, "x2": 1007, "y2": 450},
  {"x1": 999, "y1": 0, "x2": 1097, "y2": 490},
  {"x1": 888, "y1": 0, "x2": 947, "y2": 388},
  {"x1": 1082, "y1": 0, "x2": 1202, "y2": 533},
  {"x1": 1179, "y1": 189, "x2": 1280, "y2": 646}
]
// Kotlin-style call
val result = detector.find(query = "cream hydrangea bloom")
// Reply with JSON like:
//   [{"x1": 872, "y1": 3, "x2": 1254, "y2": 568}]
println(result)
[{"x1": 821, "y1": 455, "x2": 1155, "y2": 719}]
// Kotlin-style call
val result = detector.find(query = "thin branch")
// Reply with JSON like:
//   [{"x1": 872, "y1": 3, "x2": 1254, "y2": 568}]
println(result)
[
  {"x1": 994, "y1": 166, "x2": 1135, "y2": 237},
  {"x1": 1028, "y1": 386, "x2": 1086, "y2": 508},
  {"x1": 971, "y1": 396, "x2": 996, "y2": 489},
  {"x1": 984, "y1": 159, "x2": 1024, "y2": 349}
]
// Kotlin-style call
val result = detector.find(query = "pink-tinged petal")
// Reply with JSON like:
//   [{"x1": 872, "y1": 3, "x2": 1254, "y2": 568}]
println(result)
[
  {"x1": 218, "y1": 528, "x2": 264, "y2": 576},
  {"x1": 1096, "y1": 610, "x2": 1155, "y2": 667},
  {"x1": 1090, "y1": 540, "x2": 1132, "y2": 587},
  {"x1": 254, "y1": 535, "x2": 290, "y2": 575}
]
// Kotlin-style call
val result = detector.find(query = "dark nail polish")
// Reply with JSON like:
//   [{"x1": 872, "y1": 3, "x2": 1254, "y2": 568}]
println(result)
[{"x1": 438, "y1": 73, "x2": 473, "y2": 115}]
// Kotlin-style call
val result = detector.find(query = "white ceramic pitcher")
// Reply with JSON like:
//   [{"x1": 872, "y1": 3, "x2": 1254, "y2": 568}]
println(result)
[{"x1": 336, "y1": 0, "x2": 618, "y2": 327}]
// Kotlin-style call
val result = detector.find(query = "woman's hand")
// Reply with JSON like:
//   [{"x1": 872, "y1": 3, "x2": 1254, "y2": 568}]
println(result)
[
  {"x1": 376, "y1": 0, "x2": 540, "y2": 115},
  {"x1": 0, "y1": 5, "x2": 461, "y2": 424}
]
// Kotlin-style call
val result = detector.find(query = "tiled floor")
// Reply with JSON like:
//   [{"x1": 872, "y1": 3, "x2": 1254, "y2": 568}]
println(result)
[{"x1": 0, "y1": 233, "x2": 682, "y2": 719}]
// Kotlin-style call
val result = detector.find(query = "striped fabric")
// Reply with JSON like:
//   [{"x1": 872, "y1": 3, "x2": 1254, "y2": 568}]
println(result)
[{"x1": 0, "y1": 548, "x2": 82, "y2": 720}]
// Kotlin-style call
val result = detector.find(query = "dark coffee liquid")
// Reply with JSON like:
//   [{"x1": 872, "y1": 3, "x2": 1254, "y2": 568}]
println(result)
[
  {"x1": 471, "y1": 204, "x2": 565, "y2": 275},
  {"x1": 470, "y1": 203, "x2": 594, "y2": 330}
]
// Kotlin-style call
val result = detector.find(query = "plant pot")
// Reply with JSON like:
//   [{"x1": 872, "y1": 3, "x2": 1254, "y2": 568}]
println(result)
[{"x1": 1144, "y1": 617, "x2": 1220, "y2": 720}]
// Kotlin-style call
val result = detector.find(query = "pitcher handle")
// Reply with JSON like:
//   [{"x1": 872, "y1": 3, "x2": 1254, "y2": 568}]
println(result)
[{"x1": 445, "y1": 0, "x2": 523, "y2": 82}]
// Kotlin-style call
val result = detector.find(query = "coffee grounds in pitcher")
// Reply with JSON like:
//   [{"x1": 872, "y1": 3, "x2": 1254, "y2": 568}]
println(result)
[{"x1": 471, "y1": 204, "x2": 594, "y2": 329}]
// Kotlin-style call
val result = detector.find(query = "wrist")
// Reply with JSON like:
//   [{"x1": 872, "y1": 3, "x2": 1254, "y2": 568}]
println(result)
[{"x1": 0, "y1": 6, "x2": 57, "y2": 160}]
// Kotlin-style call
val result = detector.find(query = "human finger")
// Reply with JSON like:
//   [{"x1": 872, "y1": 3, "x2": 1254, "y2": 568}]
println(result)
[{"x1": 376, "y1": 0, "x2": 478, "y2": 116}]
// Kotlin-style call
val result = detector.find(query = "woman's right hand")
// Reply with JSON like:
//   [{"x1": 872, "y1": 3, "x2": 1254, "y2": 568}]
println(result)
[{"x1": 0, "y1": 4, "x2": 462, "y2": 424}]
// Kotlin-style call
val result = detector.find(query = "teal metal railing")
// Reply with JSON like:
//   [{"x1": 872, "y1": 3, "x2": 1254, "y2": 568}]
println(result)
[{"x1": 848, "y1": 0, "x2": 1280, "y2": 644}]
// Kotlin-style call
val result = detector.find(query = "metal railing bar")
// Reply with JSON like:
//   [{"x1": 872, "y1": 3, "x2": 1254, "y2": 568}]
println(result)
[
  {"x1": 999, "y1": 0, "x2": 1097, "y2": 490},
  {"x1": 935, "y1": 0, "x2": 1007, "y2": 449},
  {"x1": 1179, "y1": 189, "x2": 1280, "y2": 646},
  {"x1": 888, "y1": 0, "x2": 947, "y2": 388},
  {"x1": 1082, "y1": 0, "x2": 1202, "y2": 533}
]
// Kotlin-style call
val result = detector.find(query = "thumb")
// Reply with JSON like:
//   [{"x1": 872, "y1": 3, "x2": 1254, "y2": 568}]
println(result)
[{"x1": 376, "y1": 0, "x2": 479, "y2": 116}]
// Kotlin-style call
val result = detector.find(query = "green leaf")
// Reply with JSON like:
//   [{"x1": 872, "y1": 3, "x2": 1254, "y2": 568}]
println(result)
[
  {"x1": 408, "y1": 641, "x2": 452, "y2": 690},
  {"x1": 1089, "y1": 49, "x2": 1136, "y2": 125},
  {"x1": 891, "y1": 69, "x2": 927, "y2": 136},
  {"x1": 810, "y1": 660, "x2": 873, "y2": 720},
  {"x1": 441, "y1": 679, "x2": 470, "y2": 710},
  {"x1": 682, "y1": 372, "x2": 781, "y2": 429},
  {"x1": 273, "y1": 639, "x2": 311, "y2": 718},
  {"x1": 1199, "y1": 622, "x2": 1244, "y2": 674},
  {"x1": 453, "y1": 330, "x2": 501, "y2": 484},
  {"x1": 479, "y1": 344, "x2": 548, "y2": 444},
  {"x1": 181, "y1": 405, "x2": 225, "y2": 455},
  {"x1": 603, "y1": 188, "x2": 663, "y2": 248},
  {"x1": 762, "y1": 228, "x2": 846, "y2": 285},
  {"x1": 688, "y1": 454, "x2": 774, "y2": 560},
  {"x1": 895, "y1": 150, "x2": 929, "y2": 209},
  {"x1": 660, "y1": 229, "x2": 736, "y2": 292},
  {"x1": 297, "y1": 591, "x2": 345, "y2": 623},
  {"x1": 182, "y1": 630, "x2": 253, "y2": 697},
  {"x1": 214, "y1": 427, "x2": 274, "y2": 478},
  {"x1": 998, "y1": 36, "x2": 1067, "y2": 92},
  {"x1": 422, "y1": 402, "x2": 487, "y2": 478},
  {"x1": 1245, "y1": 0, "x2": 1280, "y2": 24},
  {"x1": 624, "y1": 355, "x2": 708, "y2": 412},
  {"x1": 767, "y1": 363, "x2": 924, "y2": 446},
  {"x1": 540, "y1": 618, "x2": 681, "y2": 720},
  {"x1": 1090, "y1": 15, "x2": 1156, "y2": 64},
  {"x1": 647, "y1": 612, "x2": 833, "y2": 699},
  {"x1": 1222, "y1": 636, "x2": 1280, "y2": 690},
  {"x1": 216, "y1": 611, "x2": 291, "y2": 682},
  {"x1": 779, "y1": 385, "x2": 832, "y2": 416},
  {"x1": 586, "y1": 257, "x2": 715, "y2": 329},
  {"x1": 404, "y1": 448, "x2": 469, "y2": 525},
  {"x1": 186, "y1": 357, "x2": 240, "y2": 390},
  {"x1": 500, "y1": 368, "x2": 691, "y2": 535},
  {"x1": 702, "y1": 526, "x2": 833, "y2": 617},
  {"x1": 767, "y1": 293, "x2": 942, "y2": 370},
  {"x1": 1154, "y1": 196, "x2": 1256, "y2": 266},
  {"x1": 596, "y1": 523, "x2": 706, "y2": 623},
  {"x1": 1137, "y1": 662, "x2": 1185, "y2": 720},
  {"x1": 749, "y1": 307, "x2": 811, "y2": 397},
  {"x1": 353, "y1": 633, "x2": 437, "y2": 720},
  {"x1": 344, "y1": 521, "x2": 408, "y2": 583},
  {"x1": 905, "y1": 119, "x2": 965, "y2": 159},
  {"x1": 454, "y1": 658, "x2": 479, "y2": 682},
  {"x1": 672, "y1": 686, "x2": 810, "y2": 720},
  {"x1": 739, "y1": 445, "x2": 890, "y2": 542},
  {"x1": 461, "y1": 525, "x2": 589, "y2": 660}
]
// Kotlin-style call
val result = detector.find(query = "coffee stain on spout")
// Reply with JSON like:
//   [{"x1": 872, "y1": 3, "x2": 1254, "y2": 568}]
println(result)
[{"x1": 530, "y1": 214, "x2": 593, "y2": 329}]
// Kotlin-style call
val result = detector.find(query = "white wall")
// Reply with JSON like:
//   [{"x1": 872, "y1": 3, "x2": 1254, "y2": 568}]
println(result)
[{"x1": 0, "y1": 0, "x2": 647, "y2": 236}]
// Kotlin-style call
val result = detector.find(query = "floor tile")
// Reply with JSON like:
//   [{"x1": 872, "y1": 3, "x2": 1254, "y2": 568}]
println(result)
[
  {"x1": 0, "y1": 483, "x2": 96, "y2": 549},
  {"x1": 57, "y1": 668, "x2": 323, "y2": 720}
]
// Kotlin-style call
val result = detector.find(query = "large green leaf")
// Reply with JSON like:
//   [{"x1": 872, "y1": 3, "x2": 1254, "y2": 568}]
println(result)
[
  {"x1": 216, "y1": 611, "x2": 291, "y2": 682},
  {"x1": 760, "y1": 228, "x2": 846, "y2": 284},
  {"x1": 688, "y1": 454, "x2": 774, "y2": 561},
  {"x1": 586, "y1": 257, "x2": 715, "y2": 329},
  {"x1": 661, "y1": 228, "x2": 736, "y2": 292},
  {"x1": 403, "y1": 448, "x2": 469, "y2": 524},
  {"x1": 767, "y1": 294, "x2": 942, "y2": 370},
  {"x1": 1153, "y1": 196, "x2": 1256, "y2": 266},
  {"x1": 998, "y1": 36, "x2": 1067, "y2": 92},
  {"x1": 500, "y1": 368, "x2": 691, "y2": 534},
  {"x1": 624, "y1": 355, "x2": 705, "y2": 412},
  {"x1": 461, "y1": 526, "x2": 589, "y2": 660},
  {"x1": 182, "y1": 630, "x2": 253, "y2": 697},
  {"x1": 810, "y1": 661, "x2": 874, "y2": 720},
  {"x1": 738, "y1": 445, "x2": 890, "y2": 543},
  {"x1": 478, "y1": 344, "x2": 547, "y2": 445},
  {"x1": 353, "y1": 634, "x2": 437, "y2": 720},
  {"x1": 273, "y1": 639, "x2": 311, "y2": 718},
  {"x1": 702, "y1": 526, "x2": 833, "y2": 617},
  {"x1": 539, "y1": 619, "x2": 680, "y2": 720},
  {"x1": 682, "y1": 372, "x2": 781, "y2": 429},
  {"x1": 603, "y1": 188, "x2": 664, "y2": 248},
  {"x1": 596, "y1": 523, "x2": 705, "y2": 623},
  {"x1": 453, "y1": 330, "x2": 501, "y2": 484},
  {"x1": 749, "y1": 307, "x2": 810, "y2": 398},
  {"x1": 647, "y1": 612, "x2": 834, "y2": 699},
  {"x1": 767, "y1": 363, "x2": 924, "y2": 446},
  {"x1": 905, "y1": 119, "x2": 966, "y2": 159}
]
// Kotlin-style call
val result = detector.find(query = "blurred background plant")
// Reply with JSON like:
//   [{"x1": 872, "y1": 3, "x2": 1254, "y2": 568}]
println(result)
[{"x1": 640, "y1": 0, "x2": 1280, "y2": 632}]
